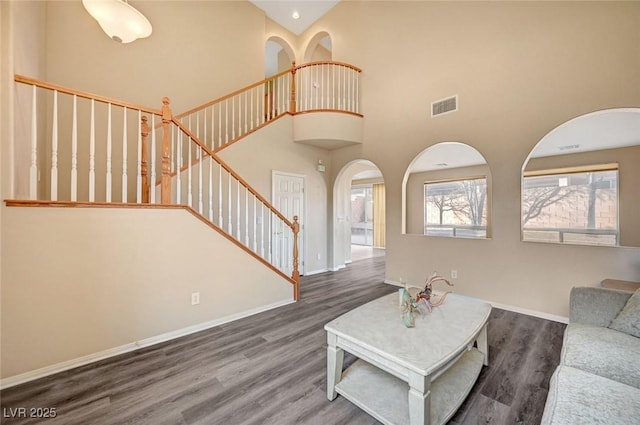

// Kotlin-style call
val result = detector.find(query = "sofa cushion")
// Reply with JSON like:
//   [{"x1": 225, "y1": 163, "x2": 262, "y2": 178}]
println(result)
[
  {"x1": 561, "y1": 323, "x2": 640, "y2": 389},
  {"x1": 609, "y1": 288, "x2": 640, "y2": 338},
  {"x1": 541, "y1": 365, "x2": 640, "y2": 425}
]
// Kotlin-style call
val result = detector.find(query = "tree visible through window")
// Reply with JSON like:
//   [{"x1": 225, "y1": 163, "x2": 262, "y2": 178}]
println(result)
[
  {"x1": 522, "y1": 166, "x2": 618, "y2": 246},
  {"x1": 424, "y1": 177, "x2": 487, "y2": 238}
]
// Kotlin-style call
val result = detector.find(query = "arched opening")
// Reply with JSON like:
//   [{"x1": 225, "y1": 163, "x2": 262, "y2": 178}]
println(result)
[
  {"x1": 521, "y1": 108, "x2": 640, "y2": 247},
  {"x1": 332, "y1": 160, "x2": 385, "y2": 270},
  {"x1": 401, "y1": 142, "x2": 492, "y2": 238},
  {"x1": 265, "y1": 36, "x2": 295, "y2": 77},
  {"x1": 303, "y1": 31, "x2": 332, "y2": 63}
]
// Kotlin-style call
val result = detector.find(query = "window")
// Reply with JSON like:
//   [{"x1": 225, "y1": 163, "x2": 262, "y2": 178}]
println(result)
[
  {"x1": 351, "y1": 186, "x2": 373, "y2": 246},
  {"x1": 522, "y1": 164, "x2": 618, "y2": 246},
  {"x1": 424, "y1": 177, "x2": 487, "y2": 238}
]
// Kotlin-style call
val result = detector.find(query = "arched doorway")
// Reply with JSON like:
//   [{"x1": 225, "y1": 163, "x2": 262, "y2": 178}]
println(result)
[
  {"x1": 265, "y1": 36, "x2": 295, "y2": 77},
  {"x1": 332, "y1": 160, "x2": 385, "y2": 270},
  {"x1": 303, "y1": 31, "x2": 332, "y2": 63}
]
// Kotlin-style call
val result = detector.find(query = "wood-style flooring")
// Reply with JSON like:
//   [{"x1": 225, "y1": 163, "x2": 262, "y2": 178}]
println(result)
[{"x1": 0, "y1": 255, "x2": 566, "y2": 425}]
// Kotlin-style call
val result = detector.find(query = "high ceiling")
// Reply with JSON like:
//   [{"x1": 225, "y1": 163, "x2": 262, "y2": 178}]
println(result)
[{"x1": 250, "y1": 0, "x2": 339, "y2": 35}]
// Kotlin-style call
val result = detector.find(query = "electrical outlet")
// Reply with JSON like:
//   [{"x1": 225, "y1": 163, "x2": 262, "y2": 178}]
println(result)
[
  {"x1": 191, "y1": 292, "x2": 200, "y2": 305},
  {"x1": 451, "y1": 270, "x2": 458, "y2": 279},
  {"x1": 316, "y1": 253, "x2": 321, "y2": 260}
]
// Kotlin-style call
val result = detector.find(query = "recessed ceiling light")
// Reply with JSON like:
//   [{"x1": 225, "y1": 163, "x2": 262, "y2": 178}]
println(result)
[
  {"x1": 292, "y1": 11, "x2": 300, "y2": 20},
  {"x1": 436, "y1": 163, "x2": 448, "y2": 167}
]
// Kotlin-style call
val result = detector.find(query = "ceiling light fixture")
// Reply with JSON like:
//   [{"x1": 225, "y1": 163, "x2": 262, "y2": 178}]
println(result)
[
  {"x1": 82, "y1": 0, "x2": 152, "y2": 44},
  {"x1": 292, "y1": 10, "x2": 300, "y2": 20}
]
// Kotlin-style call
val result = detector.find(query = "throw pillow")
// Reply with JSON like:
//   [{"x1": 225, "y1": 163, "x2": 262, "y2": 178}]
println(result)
[{"x1": 609, "y1": 289, "x2": 640, "y2": 338}]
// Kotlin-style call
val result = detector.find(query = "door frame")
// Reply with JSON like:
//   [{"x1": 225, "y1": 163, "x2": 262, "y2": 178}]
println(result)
[{"x1": 272, "y1": 170, "x2": 306, "y2": 276}]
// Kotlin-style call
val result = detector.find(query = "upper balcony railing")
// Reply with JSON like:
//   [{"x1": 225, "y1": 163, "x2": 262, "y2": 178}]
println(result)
[{"x1": 174, "y1": 61, "x2": 362, "y2": 152}]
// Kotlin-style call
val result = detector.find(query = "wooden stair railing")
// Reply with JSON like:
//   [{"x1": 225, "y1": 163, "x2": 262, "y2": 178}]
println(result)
[
  {"x1": 174, "y1": 61, "x2": 363, "y2": 153},
  {"x1": 10, "y1": 75, "x2": 300, "y2": 300}
]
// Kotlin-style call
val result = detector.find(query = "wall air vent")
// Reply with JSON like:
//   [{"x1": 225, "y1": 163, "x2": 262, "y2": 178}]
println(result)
[{"x1": 431, "y1": 95, "x2": 458, "y2": 117}]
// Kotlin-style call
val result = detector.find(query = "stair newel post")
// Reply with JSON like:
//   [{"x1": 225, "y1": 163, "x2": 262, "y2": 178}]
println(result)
[
  {"x1": 141, "y1": 115, "x2": 150, "y2": 203},
  {"x1": 289, "y1": 62, "x2": 297, "y2": 114},
  {"x1": 161, "y1": 97, "x2": 172, "y2": 204},
  {"x1": 292, "y1": 215, "x2": 301, "y2": 301}
]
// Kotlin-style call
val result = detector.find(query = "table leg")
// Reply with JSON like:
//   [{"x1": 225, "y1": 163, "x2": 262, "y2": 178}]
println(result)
[
  {"x1": 327, "y1": 333, "x2": 344, "y2": 401},
  {"x1": 408, "y1": 372, "x2": 431, "y2": 425},
  {"x1": 477, "y1": 323, "x2": 489, "y2": 366}
]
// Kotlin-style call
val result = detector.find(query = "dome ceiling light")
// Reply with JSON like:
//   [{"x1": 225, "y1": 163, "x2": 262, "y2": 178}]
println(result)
[{"x1": 82, "y1": 0, "x2": 152, "y2": 44}]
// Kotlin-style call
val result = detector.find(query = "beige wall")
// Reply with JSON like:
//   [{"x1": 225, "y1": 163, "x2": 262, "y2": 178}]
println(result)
[
  {"x1": 44, "y1": 1, "x2": 266, "y2": 113},
  {"x1": 406, "y1": 164, "x2": 491, "y2": 235},
  {"x1": 217, "y1": 116, "x2": 332, "y2": 274},
  {"x1": 1, "y1": 207, "x2": 293, "y2": 379},
  {"x1": 526, "y1": 145, "x2": 640, "y2": 247},
  {"x1": 314, "y1": 1, "x2": 640, "y2": 318}
]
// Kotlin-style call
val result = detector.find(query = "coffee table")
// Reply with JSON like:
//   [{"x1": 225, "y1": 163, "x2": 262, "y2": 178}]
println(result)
[{"x1": 325, "y1": 292, "x2": 491, "y2": 425}]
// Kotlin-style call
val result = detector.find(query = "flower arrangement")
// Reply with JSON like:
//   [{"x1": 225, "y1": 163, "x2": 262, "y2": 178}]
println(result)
[{"x1": 400, "y1": 272, "x2": 454, "y2": 327}]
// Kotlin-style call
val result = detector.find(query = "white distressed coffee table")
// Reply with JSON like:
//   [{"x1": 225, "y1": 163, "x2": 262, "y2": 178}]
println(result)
[{"x1": 325, "y1": 292, "x2": 491, "y2": 425}]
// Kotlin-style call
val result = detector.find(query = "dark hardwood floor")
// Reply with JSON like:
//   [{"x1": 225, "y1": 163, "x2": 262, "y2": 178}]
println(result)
[{"x1": 0, "y1": 255, "x2": 565, "y2": 425}]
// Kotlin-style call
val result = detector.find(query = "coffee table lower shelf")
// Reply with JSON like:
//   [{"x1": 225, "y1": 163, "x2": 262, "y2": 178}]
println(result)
[{"x1": 335, "y1": 348, "x2": 484, "y2": 425}]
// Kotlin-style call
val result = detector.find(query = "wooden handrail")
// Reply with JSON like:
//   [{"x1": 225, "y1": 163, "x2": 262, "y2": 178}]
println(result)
[
  {"x1": 171, "y1": 119, "x2": 294, "y2": 229},
  {"x1": 175, "y1": 68, "x2": 291, "y2": 119},
  {"x1": 174, "y1": 61, "x2": 361, "y2": 119},
  {"x1": 14, "y1": 74, "x2": 162, "y2": 115},
  {"x1": 294, "y1": 61, "x2": 362, "y2": 73}
]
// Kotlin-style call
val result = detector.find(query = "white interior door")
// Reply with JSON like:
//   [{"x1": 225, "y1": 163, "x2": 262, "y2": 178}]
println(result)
[{"x1": 272, "y1": 171, "x2": 305, "y2": 276}]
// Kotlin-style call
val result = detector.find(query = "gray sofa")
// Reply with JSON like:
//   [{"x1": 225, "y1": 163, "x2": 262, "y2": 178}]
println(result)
[{"x1": 541, "y1": 287, "x2": 640, "y2": 424}]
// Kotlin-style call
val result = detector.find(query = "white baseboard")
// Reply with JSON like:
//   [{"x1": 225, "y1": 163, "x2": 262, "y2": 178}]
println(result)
[
  {"x1": 304, "y1": 268, "x2": 329, "y2": 276},
  {"x1": 329, "y1": 264, "x2": 346, "y2": 272},
  {"x1": 0, "y1": 298, "x2": 295, "y2": 390},
  {"x1": 383, "y1": 280, "x2": 569, "y2": 324}
]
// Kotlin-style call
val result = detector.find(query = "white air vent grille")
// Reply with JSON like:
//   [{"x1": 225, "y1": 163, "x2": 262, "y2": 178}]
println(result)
[{"x1": 431, "y1": 95, "x2": 458, "y2": 117}]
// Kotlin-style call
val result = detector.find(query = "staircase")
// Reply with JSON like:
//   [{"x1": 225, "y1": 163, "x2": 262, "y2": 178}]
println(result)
[{"x1": 9, "y1": 62, "x2": 362, "y2": 301}]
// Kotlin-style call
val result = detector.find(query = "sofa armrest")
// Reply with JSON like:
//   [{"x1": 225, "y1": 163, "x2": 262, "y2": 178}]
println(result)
[{"x1": 569, "y1": 286, "x2": 631, "y2": 326}]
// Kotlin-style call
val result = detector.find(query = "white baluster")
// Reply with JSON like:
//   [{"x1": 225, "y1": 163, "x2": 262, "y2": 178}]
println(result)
[
  {"x1": 268, "y1": 208, "x2": 272, "y2": 263},
  {"x1": 187, "y1": 134, "x2": 192, "y2": 207},
  {"x1": 225, "y1": 99, "x2": 229, "y2": 144},
  {"x1": 121, "y1": 106, "x2": 128, "y2": 202},
  {"x1": 171, "y1": 124, "x2": 175, "y2": 174},
  {"x1": 261, "y1": 84, "x2": 265, "y2": 125},
  {"x1": 252, "y1": 194, "x2": 257, "y2": 252},
  {"x1": 332, "y1": 65, "x2": 336, "y2": 109},
  {"x1": 244, "y1": 91, "x2": 248, "y2": 133},
  {"x1": 236, "y1": 179, "x2": 240, "y2": 238},
  {"x1": 210, "y1": 106, "x2": 214, "y2": 150},
  {"x1": 232, "y1": 96, "x2": 236, "y2": 140},
  {"x1": 71, "y1": 94, "x2": 78, "y2": 201},
  {"x1": 136, "y1": 109, "x2": 142, "y2": 203},
  {"x1": 315, "y1": 65, "x2": 319, "y2": 110},
  {"x1": 250, "y1": 88, "x2": 254, "y2": 130},
  {"x1": 218, "y1": 163, "x2": 223, "y2": 227},
  {"x1": 29, "y1": 85, "x2": 38, "y2": 200},
  {"x1": 245, "y1": 187, "x2": 249, "y2": 245},
  {"x1": 106, "y1": 103, "x2": 112, "y2": 202},
  {"x1": 218, "y1": 105, "x2": 222, "y2": 148},
  {"x1": 203, "y1": 109, "x2": 207, "y2": 149},
  {"x1": 208, "y1": 157, "x2": 213, "y2": 221},
  {"x1": 198, "y1": 147, "x2": 203, "y2": 214},
  {"x1": 274, "y1": 213, "x2": 279, "y2": 266},
  {"x1": 260, "y1": 202, "x2": 265, "y2": 258},
  {"x1": 227, "y1": 172, "x2": 232, "y2": 234},
  {"x1": 176, "y1": 129, "x2": 182, "y2": 204},
  {"x1": 89, "y1": 99, "x2": 96, "y2": 202},
  {"x1": 196, "y1": 112, "x2": 200, "y2": 142},
  {"x1": 51, "y1": 90, "x2": 59, "y2": 201},
  {"x1": 150, "y1": 115, "x2": 156, "y2": 204}
]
